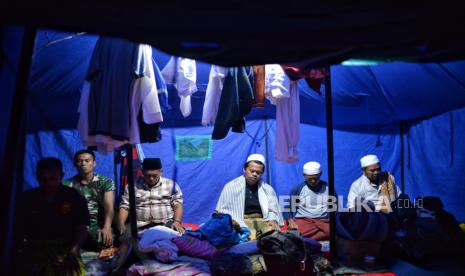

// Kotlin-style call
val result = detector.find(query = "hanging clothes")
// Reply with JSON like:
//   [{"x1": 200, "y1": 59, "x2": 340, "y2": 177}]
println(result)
[
  {"x1": 115, "y1": 144, "x2": 144, "y2": 206},
  {"x1": 265, "y1": 64, "x2": 300, "y2": 163},
  {"x1": 212, "y1": 67, "x2": 254, "y2": 140},
  {"x1": 252, "y1": 65, "x2": 266, "y2": 108},
  {"x1": 79, "y1": 39, "x2": 162, "y2": 154},
  {"x1": 161, "y1": 56, "x2": 197, "y2": 117},
  {"x1": 264, "y1": 64, "x2": 290, "y2": 105},
  {"x1": 151, "y1": 56, "x2": 171, "y2": 113},
  {"x1": 129, "y1": 45, "x2": 163, "y2": 143},
  {"x1": 137, "y1": 110, "x2": 161, "y2": 143},
  {"x1": 201, "y1": 65, "x2": 227, "y2": 126},
  {"x1": 281, "y1": 65, "x2": 328, "y2": 95},
  {"x1": 86, "y1": 37, "x2": 147, "y2": 141}
]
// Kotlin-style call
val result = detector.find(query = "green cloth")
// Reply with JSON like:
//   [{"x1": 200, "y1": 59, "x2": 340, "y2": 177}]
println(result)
[{"x1": 63, "y1": 174, "x2": 114, "y2": 239}]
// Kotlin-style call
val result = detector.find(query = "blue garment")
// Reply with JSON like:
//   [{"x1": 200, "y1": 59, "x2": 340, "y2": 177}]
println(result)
[
  {"x1": 185, "y1": 213, "x2": 250, "y2": 247},
  {"x1": 236, "y1": 227, "x2": 251, "y2": 244},
  {"x1": 199, "y1": 213, "x2": 236, "y2": 247},
  {"x1": 151, "y1": 57, "x2": 171, "y2": 113},
  {"x1": 212, "y1": 67, "x2": 253, "y2": 140},
  {"x1": 86, "y1": 37, "x2": 148, "y2": 140}
]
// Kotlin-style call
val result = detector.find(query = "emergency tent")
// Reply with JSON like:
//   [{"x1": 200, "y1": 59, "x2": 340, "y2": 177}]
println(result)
[{"x1": 2, "y1": 29, "x2": 464, "y2": 225}]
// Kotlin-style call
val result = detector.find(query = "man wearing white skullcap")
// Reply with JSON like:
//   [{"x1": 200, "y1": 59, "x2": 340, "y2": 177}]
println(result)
[
  {"x1": 347, "y1": 154, "x2": 401, "y2": 212},
  {"x1": 287, "y1": 161, "x2": 329, "y2": 240},
  {"x1": 216, "y1": 153, "x2": 283, "y2": 239}
]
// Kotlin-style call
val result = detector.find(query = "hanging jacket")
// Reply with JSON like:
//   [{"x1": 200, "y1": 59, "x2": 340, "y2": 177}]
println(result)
[
  {"x1": 86, "y1": 37, "x2": 147, "y2": 141},
  {"x1": 212, "y1": 67, "x2": 253, "y2": 140}
]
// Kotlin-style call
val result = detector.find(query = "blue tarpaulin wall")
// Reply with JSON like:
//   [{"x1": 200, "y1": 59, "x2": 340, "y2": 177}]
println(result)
[{"x1": 3, "y1": 30, "x2": 465, "y2": 223}]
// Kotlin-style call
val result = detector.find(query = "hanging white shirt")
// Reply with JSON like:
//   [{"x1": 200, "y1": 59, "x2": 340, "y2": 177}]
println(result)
[
  {"x1": 161, "y1": 56, "x2": 197, "y2": 117},
  {"x1": 265, "y1": 64, "x2": 300, "y2": 163},
  {"x1": 201, "y1": 65, "x2": 227, "y2": 126},
  {"x1": 264, "y1": 64, "x2": 290, "y2": 105}
]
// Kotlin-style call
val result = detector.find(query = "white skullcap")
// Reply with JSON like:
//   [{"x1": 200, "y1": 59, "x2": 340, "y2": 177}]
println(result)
[
  {"x1": 303, "y1": 162, "x2": 321, "y2": 175},
  {"x1": 246, "y1": 153, "x2": 265, "y2": 164},
  {"x1": 360, "y1": 154, "x2": 380, "y2": 168}
]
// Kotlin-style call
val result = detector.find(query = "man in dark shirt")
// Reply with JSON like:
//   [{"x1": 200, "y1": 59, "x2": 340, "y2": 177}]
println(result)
[{"x1": 18, "y1": 157, "x2": 90, "y2": 276}]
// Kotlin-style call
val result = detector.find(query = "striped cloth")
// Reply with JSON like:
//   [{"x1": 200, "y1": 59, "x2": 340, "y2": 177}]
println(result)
[{"x1": 216, "y1": 176, "x2": 284, "y2": 227}]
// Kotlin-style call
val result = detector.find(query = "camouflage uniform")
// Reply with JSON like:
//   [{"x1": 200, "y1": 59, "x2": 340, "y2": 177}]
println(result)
[{"x1": 63, "y1": 174, "x2": 115, "y2": 243}]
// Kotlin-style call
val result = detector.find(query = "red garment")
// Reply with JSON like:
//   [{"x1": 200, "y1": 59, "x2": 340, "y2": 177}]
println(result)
[
  {"x1": 281, "y1": 65, "x2": 328, "y2": 94},
  {"x1": 294, "y1": 217, "x2": 329, "y2": 241}
]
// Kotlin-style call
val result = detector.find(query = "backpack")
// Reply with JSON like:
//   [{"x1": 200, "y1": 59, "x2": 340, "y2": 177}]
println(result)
[{"x1": 258, "y1": 230, "x2": 315, "y2": 276}]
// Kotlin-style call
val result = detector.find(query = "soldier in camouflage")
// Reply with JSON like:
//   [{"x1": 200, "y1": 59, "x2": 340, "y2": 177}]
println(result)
[{"x1": 64, "y1": 149, "x2": 115, "y2": 249}]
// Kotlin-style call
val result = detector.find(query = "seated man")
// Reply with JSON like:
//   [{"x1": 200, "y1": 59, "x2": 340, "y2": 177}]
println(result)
[
  {"x1": 118, "y1": 157, "x2": 185, "y2": 235},
  {"x1": 63, "y1": 149, "x2": 115, "y2": 249},
  {"x1": 18, "y1": 157, "x2": 90, "y2": 276},
  {"x1": 216, "y1": 154, "x2": 283, "y2": 239},
  {"x1": 348, "y1": 154, "x2": 401, "y2": 212},
  {"x1": 288, "y1": 161, "x2": 329, "y2": 240}
]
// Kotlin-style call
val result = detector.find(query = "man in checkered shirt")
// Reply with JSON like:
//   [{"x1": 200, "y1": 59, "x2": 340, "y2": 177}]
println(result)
[{"x1": 118, "y1": 158, "x2": 185, "y2": 234}]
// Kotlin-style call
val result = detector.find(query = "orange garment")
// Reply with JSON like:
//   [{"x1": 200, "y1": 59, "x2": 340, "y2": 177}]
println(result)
[
  {"x1": 252, "y1": 65, "x2": 265, "y2": 107},
  {"x1": 378, "y1": 172, "x2": 397, "y2": 212}
]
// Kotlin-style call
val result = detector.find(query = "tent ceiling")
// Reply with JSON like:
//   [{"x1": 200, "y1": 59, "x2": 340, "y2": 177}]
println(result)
[{"x1": 3, "y1": 1, "x2": 465, "y2": 67}]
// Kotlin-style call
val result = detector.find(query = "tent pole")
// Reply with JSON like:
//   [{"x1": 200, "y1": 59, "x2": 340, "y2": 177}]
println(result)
[
  {"x1": 264, "y1": 117, "x2": 271, "y2": 185},
  {"x1": 400, "y1": 120, "x2": 405, "y2": 194},
  {"x1": 324, "y1": 67, "x2": 337, "y2": 257},
  {"x1": 125, "y1": 144, "x2": 138, "y2": 240},
  {"x1": 0, "y1": 27, "x2": 36, "y2": 276}
]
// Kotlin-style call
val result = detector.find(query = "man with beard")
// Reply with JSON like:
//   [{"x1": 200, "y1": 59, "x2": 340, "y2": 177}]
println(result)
[{"x1": 348, "y1": 154, "x2": 401, "y2": 212}]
